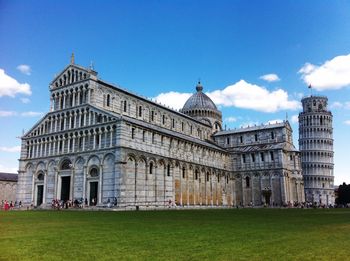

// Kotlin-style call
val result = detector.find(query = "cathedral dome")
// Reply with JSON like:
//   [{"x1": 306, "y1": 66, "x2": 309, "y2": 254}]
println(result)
[
  {"x1": 181, "y1": 82, "x2": 222, "y2": 132},
  {"x1": 182, "y1": 82, "x2": 218, "y2": 111}
]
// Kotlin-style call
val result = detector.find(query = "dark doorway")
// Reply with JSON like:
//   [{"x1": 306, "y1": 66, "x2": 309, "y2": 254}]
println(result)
[
  {"x1": 61, "y1": 176, "x2": 71, "y2": 201},
  {"x1": 262, "y1": 189, "x2": 272, "y2": 206},
  {"x1": 37, "y1": 185, "x2": 44, "y2": 206},
  {"x1": 89, "y1": 182, "x2": 98, "y2": 205}
]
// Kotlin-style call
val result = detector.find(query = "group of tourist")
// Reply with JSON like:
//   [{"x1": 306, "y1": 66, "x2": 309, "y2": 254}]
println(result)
[
  {"x1": 50, "y1": 197, "x2": 111, "y2": 210},
  {"x1": 1, "y1": 200, "x2": 22, "y2": 211},
  {"x1": 51, "y1": 198, "x2": 86, "y2": 210}
]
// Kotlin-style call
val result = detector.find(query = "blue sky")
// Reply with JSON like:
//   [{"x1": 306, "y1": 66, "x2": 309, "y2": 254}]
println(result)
[{"x1": 0, "y1": 0, "x2": 349, "y2": 184}]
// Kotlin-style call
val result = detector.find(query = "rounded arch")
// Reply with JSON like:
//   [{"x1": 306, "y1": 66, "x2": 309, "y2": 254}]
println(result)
[
  {"x1": 47, "y1": 160, "x2": 57, "y2": 171},
  {"x1": 74, "y1": 156, "x2": 85, "y2": 169},
  {"x1": 214, "y1": 121, "x2": 222, "y2": 131},
  {"x1": 36, "y1": 171, "x2": 45, "y2": 181},
  {"x1": 87, "y1": 155, "x2": 101, "y2": 167},
  {"x1": 36, "y1": 161, "x2": 46, "y2": 172},
  {"x1": 158, "y1": 158, "x2": 165, "y2": 167},
  {"x1": 147, "y1": 156, "x2": 157, "y2": 166},
  {"x1": 25, "y1": 162, "x2": 34, "y2": 172},
  {"x1": 137, "y1": 155, "x2": 147, "y2": 165},
  {"x1": 88, "y1": 165, "x2": 100, "y2": 178},
  {"x1": 102, "y1": 153, "x2": 115, "y2": 165},
  {"x1": 59, "y1": 158, "x2": 73, "y2": 170}
]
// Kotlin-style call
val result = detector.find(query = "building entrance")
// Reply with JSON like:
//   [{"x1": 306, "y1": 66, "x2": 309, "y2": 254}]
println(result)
[
  {"x1": 36, "y1": 185, "x2": 44, "y2": 206},
  {"x1": 61, "y1": 176, "x2": 71, "y2": 201},
  {"x1": 89, "y1": 182, "x2": 98, "y2": 205}
]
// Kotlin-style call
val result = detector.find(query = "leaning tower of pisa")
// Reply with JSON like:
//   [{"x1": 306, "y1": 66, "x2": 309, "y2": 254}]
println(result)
[{"x1": 299, "y1": 96, "x2": 335, "y2": 205}]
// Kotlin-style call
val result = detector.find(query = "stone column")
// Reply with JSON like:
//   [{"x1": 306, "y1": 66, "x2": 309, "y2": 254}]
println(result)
[
  {"x1": 53, "y1": 140, "x2": 56, "y2": 156},
  {"x1": 31, "y1": 173, "x2": 35, "y2": 204},
  {"x1": 110, "y1": 128, "x2": 113, "y2": 147},
  {"x1": 58, "y1": 95, "x2": 62, "y2": 110},
  {"x1": 72, "y1": 90, "x2": 76, "y2": 107},
  {"x1": 77, "y1": 90, "x2": 81, "y2": 105},
  {"x1": 63, "y1": 93, "x2": 66, "y2": 109},
  {"x1": 43, "y1": 141, "x2": 47, "y2": 157},
  {"x1": 280, "y1": 174, "x2": 286, "y2": 205},
  {"x1": 269, "y1": 174, "x2": 274, "y2": 205},
  {"x1": 70, "y1": 167, "x2": 75, "y2": 201},
  {"x1": 251, "y1": 175, "x2": 254, "y2": 205},
  {"x1": 53, "y1": 168, "x2": 58, "y2": 200},
  {"x1": 99, "y1": 165, "x2": 103, "y2": 204},
  {"x1": 39, "y1": 142, "x2": 43, "y2": 158},
  {"x1": 99, "y1": 132, "x2": 102, "y2": 150},
  {"x1": 83, "y1": 166, "x2": 87, "y2": 204},
  {"x1": 62, "y1": 137, "x2": 66, "y2": 154},
  {"x1": 83, "y1": 111, "x2": 87, "y2": 126},
  {"x1": 232, "y1": 177, "x2": 236, "y2": 206},
  {"x1": 43, "y1": 170, "x2": 48, "y2": 205},
  {"x1": 82, "y1": 135, "x2": 86, "y2": 151},
  {"x1": 67, "y1": 138, "x2": 71, "y2": 154},
  {"x1": 77, "y1": 112, "x2": 81, "y2": 128},
  {"x1": 68, "y1": 113, "x2": 72, "y2": 129},
  {"x1": 93, "y1": 131, "x2": 96, "y2": 150},
  {"x1": 87, "y1": 88, "x2": 91, "y2": 103},
  {"x1": 72, "y1": 136, "x2": 76, "y2": 153},
  {"x1": 241, "y1": 176, "x2": 245, "y2": 206}
]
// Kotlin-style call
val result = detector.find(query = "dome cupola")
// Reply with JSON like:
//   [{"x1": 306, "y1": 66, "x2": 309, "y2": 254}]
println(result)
[{"x1": 181, "y1": 82, "x2": 222, "y2": 133}]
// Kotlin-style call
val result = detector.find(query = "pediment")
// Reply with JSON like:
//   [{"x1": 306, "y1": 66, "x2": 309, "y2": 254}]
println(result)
[
  {"x1": 50, "y1": 64, "x2": 98, "y2": 89},
  {"x1": 23, "y1": 104, "x2": 120, "y2": 139}
]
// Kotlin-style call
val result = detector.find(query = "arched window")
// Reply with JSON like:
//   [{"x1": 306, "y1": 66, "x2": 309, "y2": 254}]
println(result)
[
  {"x1": 149, "y1": 162, "x2": 153, "y2": 174},
  {"x1": 182, "y1": 167, "x2": 186, "y2": 179},
  {"x1": 61, "y1": 159, "x2": 72, "y2": 170},
  {"x1": 167, "y1": 164, "x2": 171, "y2": 176},
  {"x1": 90, "y1": 167, "x2": 99, "y2": 177},
  {"x1": 106, "y1": 94, "x2": 110, "y2": 107},
  {"x1": 245, "y1": 176, "x2": 250, "y2": 188},
  {"x1": 37, "y1": 173, "x2": 44, "y2": 181},
  {"x1": 138, "y1": 106, "x2": 142, "y2": 117},
  {"x1": 195, "y1": 170, "x2": 198, "y2": 180}
]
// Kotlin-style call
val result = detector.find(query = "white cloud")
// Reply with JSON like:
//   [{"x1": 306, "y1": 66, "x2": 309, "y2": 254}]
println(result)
[
  {"x1": 0, "y1": 110, "x2": 17, "y2": 117},
  {"x1": 16, "y1": 64, "x2": 31, "y2": 75},
  {"x1": 154, "y1": 80, "x2": 300, "y2": 113},
  {"x1": 299, "y1": 54, "x2": 350, "y2": 91},
  {"x1": 344, "y1": 120, "x2": 350, "y2": 125},
  {"x1": 260, "y1": 73, "x2": 280, "y2": 82},
  {"x1": 331, "y1": 101, "x2": 343, "y2": 109},
  {"x1": 0, "y1": 146, "x2": 21, "y2": 153},
  {"x1": 20, "y1": 98, "x2": 30, "y2": 104},
  {"x1": 0, "y1": 110, "x2": 42, "y2": 117},
  {"x1": 225, "y1": 117, "x2": 237, "y2": 123},
  {"x1": 0, "y1": 69, "x2": 31, "y2": 97},
  {"x1": 0, "y1": 164, "x2": 17, "y2": 173},
  {"x1": 291, "y1": 115, "x2": 299, "y2": 123},
  {"x1": 207, "y1": 80, "x2": 300, "y2": 113},
  {"x1": 153, "y1": 91, "x2": 192, "y2": 110},
  {"x1": 21, "y1": 111, "x2": 43, "y2": 117},
  {"x1": 330, "y1": 101, "x2": 350, "y2": 110}
]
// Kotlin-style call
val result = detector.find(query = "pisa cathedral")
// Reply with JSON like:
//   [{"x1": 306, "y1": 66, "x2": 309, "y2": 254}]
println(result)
[{"x1": 17, "y1": 59, "x2": 306, "y2": 208}]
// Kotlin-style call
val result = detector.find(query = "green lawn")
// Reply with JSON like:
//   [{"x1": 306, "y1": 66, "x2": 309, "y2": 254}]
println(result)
[{"x1": 0, "y1": 208, "x2": 349, "y2": 261}]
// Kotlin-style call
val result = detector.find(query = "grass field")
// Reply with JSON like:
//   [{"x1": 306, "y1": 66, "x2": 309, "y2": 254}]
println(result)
[{"x1": 0, "y1": 208, "x2": 349, "y2": 261}]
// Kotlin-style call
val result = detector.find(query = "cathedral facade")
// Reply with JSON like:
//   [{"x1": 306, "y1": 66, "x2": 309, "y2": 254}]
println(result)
[{"x1": 16, "y1": 61, "x2": 304, "y2": 208}]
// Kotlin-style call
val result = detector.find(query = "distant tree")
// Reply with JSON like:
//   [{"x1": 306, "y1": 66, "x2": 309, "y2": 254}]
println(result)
[{"x1": 336, "y1": 183, "x2": 350, "y2": 205}]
